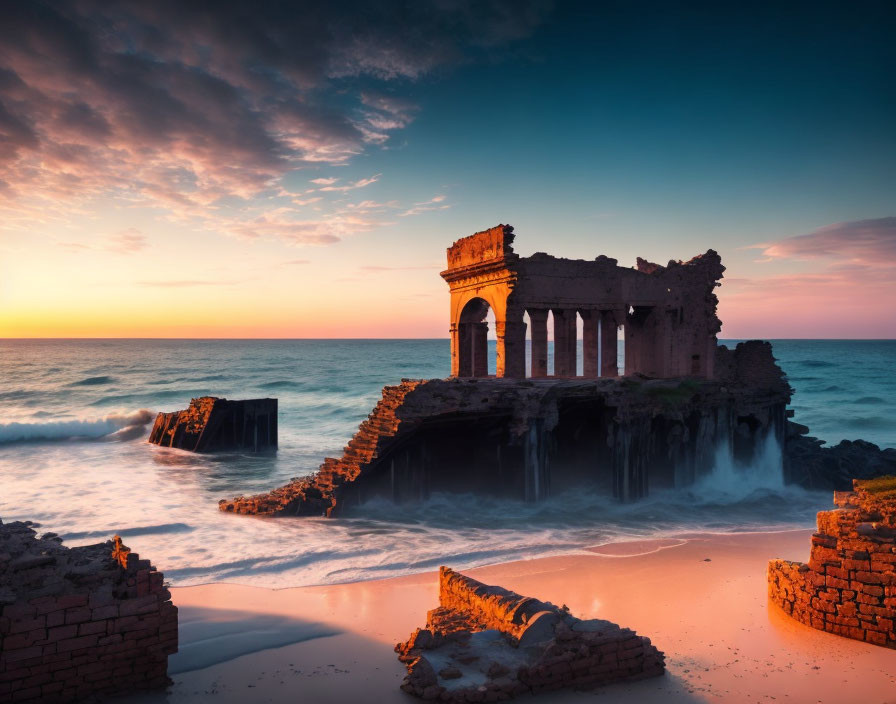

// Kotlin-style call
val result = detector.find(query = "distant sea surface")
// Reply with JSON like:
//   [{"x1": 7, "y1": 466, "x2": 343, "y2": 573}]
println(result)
[{"x1": 1, "y1": 339, "x2": 893, "y2": 588}]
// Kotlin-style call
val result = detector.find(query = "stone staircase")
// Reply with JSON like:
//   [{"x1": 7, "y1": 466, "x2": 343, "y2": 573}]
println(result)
[{"x1": 219, "y1": 380, "x2": 426, "y2": 517}]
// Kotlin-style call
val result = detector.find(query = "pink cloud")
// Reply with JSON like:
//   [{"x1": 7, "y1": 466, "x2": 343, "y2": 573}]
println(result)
[{"x1": 722, "y1": 217, "x2": 896, "y2": 338}]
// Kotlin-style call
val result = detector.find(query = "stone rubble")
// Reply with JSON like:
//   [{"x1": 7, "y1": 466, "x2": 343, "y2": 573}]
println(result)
[
  {"x1": 396, "y1": 567, "x2": 664, "y2": 701},
  {"x1": 0, "y1": 519, "x2": 177, "y2": 702}
]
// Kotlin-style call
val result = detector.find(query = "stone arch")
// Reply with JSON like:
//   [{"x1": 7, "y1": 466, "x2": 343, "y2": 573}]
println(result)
[{"x1": 457, "y1": 297, "x2": 492, "y2": 377}]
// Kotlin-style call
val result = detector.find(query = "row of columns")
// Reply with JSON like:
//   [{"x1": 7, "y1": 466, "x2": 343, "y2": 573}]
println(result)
[
  {"x1": 455, "y1": 309, "x2": 622, "y2": 379},
  {"x1": 528, "y1": 308, "x2": 621, "y2": 379}
]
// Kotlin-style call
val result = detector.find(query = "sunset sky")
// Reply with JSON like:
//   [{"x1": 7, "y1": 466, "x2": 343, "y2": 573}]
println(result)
[{"x1": 1, "y1": 1, "x2": 893, "y2": 338}]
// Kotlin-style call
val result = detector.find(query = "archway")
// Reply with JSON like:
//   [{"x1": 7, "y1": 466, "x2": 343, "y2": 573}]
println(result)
[{"x1": 457, "y1": 297, "x2": 491, "y2": 377}]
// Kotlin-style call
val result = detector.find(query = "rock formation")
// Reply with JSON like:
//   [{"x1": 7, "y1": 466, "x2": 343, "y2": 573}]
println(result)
[
  {"x1": 395, "y1": 567, "x2": 664, "y2": 701},
  {"x1": 148, "y1": 396, "x2": 277, "y2": 452},
  {"x1": 768, "y1": 477, "x2": 896, "y2": 648},
  {"x1": 784, "y1": 430, "x2": 896, "y2": 491},
  {"x1": 0, "y1": 519, "x2": 177, "y2": 702}
]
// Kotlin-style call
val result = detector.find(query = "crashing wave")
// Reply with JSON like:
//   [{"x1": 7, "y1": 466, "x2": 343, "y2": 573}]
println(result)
[{"x1": 0, "y1": 409, "x2": 154, "y2": 444}]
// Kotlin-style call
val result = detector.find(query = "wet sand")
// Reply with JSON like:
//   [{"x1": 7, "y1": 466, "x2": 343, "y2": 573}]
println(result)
[{"x1": 125, "y1": 530, "x2": 896, "y2": 704}]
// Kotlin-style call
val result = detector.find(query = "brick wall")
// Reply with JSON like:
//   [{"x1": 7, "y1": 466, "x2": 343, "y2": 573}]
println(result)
[
  {"x1": 1, "y1": 521, "x2": 178, "y2": 702},
  {"x1": 768, "y1": 478, "x2": 896, "y2": 648}
]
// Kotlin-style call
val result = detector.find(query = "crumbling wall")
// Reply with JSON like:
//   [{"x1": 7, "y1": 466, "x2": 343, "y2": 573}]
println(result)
[
  {"x1": 0, "y1": 520, "x2": 177, "y2": 702},
  {"x1": 149, "y1": 396, "x2": 277, "y2": 452},
  {"x1": 768, "y1": 478, "x2": 896, "y2": 648},
  {"x1": 396, "y1": 567, "x2": 664, "y2": 701}
]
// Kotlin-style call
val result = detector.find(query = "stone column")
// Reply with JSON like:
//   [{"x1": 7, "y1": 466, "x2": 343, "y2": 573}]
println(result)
[
  {"x1": 552, "y1": 309, "x2": 570, "y2": 376},
  {"x1": 528, "y1": 309, "x2": 549, "y2": 377},
  {"x1": 449, "y1": 323, "x2": 460, "y2": 377},
  {"x1": 457, "y1": 323, "x2": 472, "y2": 377},
  {"x1": 581, "y1": 311, "x2": 599, "y2": 378},
  {"x1": 566, "y1": 311, "x2": 578, "y2": 376},
  {"x1": 471, "y1": 322, "x2": 489, "y2": 377},
  {"x1": 496, "y1": 319, "x2": 526, "y2": 378},
  {"x1": 600, "y1": 311, "x2": 619, "y2": 377}
]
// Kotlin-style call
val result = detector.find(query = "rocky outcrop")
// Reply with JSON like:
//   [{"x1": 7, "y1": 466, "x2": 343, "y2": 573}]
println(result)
[
  {"x1": 148, "y1": 396, "x2": 277, "y2": 452},
  {"x1": 0, "y1": 520, "x2": 177, "y2": 702},
  {"x1": 784, "y1": 429, "x2": 896, "y2": 490},
  {"x1": 768, "y1": 477, "x2": 896, "y2": 648},
  {"x1": 220, "y1": 349, "x2": 790, "y2": 517},
  {"x1": 395, "y1": 567, "x2": 664, "y2": 701}
]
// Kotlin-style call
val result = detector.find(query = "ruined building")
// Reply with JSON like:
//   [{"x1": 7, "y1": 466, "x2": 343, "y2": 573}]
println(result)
[
  {"x1": 443, "y1": 224, "x2": 723, "y2": 380},
  {"x1": 220, "y1": 225, "x2": 791, "y2": 517}
]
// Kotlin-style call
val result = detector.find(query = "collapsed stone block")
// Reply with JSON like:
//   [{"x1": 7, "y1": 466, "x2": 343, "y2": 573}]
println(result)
[
  {"x1": 148, "y1": 396, "x2": 277, "y2": 452},
  {"x1": 768, "y1": 477, "x2": 896, "y2": 648},
  {"x1": 395, "y1": 567, "x2": 664, "y2": 701},
  {"x1": 0, "y1": 519, "x2": 177, "y2": 703}
]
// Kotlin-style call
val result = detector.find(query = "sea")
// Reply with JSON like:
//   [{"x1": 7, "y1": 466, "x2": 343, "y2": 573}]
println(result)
[{"x1": 1, "y1": 339, "x2": 894, "y2": 588}]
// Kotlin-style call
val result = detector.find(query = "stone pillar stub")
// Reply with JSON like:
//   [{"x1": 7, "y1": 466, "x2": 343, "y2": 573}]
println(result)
[
  {"x1": 528, "y1": 310, "x2": 549, "y2": 378},
  {"x1": 581, "y1": 311, "x2": 598, "y2": 378},
  {"x1": 471, "y1": 322, "x2": 489, "y2": 377}
]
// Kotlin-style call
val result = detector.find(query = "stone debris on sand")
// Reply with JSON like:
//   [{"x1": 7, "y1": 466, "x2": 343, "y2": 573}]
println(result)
[{"x1": 395, "y1": 567, "x2": 664, "y2": 701}]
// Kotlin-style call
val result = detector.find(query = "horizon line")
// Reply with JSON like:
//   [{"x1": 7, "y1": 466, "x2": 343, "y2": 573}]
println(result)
[{"x1": 2, "y1": 337, "x2": 895, "y2": 342}]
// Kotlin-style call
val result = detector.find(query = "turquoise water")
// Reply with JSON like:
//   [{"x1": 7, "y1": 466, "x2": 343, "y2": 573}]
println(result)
[{"x1": 0, "y1": 339, "x2": 893, "y2": 587}]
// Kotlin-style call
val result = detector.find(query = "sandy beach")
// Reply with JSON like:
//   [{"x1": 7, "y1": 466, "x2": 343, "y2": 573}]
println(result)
[{"x1": 121, "y1": 529, "x2": 896, "y2": 704}]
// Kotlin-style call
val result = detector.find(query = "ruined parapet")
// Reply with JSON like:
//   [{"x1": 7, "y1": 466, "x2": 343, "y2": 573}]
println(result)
[
  {"x1": 220, "y1": 373, "x2": 790, "y2": 517},
  {"x1": 395, "y1": 567, "x2": 664, "y2": 701},
  {"x1": 148, "y1": 396, "x2": 277, "y2": 452},
  {"x1": 0, "y1": 520, "x2": 177, "y2": 702},
  {"x1": 768, "y1": 477, "x2": 896, "y2": 648}
]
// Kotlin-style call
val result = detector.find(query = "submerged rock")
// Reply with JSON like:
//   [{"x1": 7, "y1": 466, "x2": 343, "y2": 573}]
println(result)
[
  {"x1": 395, "y1": 567, "x2": 664, "y2": 701},
  {"x1": 148, "y1": 396, "x2": 277, "y2": 452}
]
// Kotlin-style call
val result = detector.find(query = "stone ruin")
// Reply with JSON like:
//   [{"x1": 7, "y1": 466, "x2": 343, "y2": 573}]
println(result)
[
  {"x1": 395, "y1": 567, "x2": 664, "y2": 701},
  {"x1": 768, "y1": 477, "x2": 896, "y2": 648},
  {"x1": 0, "y1": 519, "x2": 177, "y2": 702},
  {"x1": 442, "y1": 224, "x2": 723, "y2": 379},
  {"x1": 149, "y1": 396, "x2": 277, "y2": 452},
  {"x1": 219, "y1": 224, "x2": 793, "y2": 517}
]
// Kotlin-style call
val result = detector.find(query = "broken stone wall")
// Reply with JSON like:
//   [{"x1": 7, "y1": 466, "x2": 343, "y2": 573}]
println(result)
[
  {"x1": 396, "y1": 567, "x2": 664, "y2": 701},
  {"x1": 0, "y1": 521, "x2": 177, "y2": 702},
  {"x1": 768, "y1": 478, "x2": 896, "y2": 648},
  {"x1": 149, "y1": 396, "x2": 277, "y2": 452}
]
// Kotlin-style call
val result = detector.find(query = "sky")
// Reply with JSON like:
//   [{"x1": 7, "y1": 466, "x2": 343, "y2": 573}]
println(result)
[{"x1": 0, "y1": 0, "x2": 894, "y2": 338}]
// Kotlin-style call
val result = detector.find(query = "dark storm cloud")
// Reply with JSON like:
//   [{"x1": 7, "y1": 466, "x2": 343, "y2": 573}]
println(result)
[{"x1": 0, "y1": 0, "x2": 550, "y2": 239}]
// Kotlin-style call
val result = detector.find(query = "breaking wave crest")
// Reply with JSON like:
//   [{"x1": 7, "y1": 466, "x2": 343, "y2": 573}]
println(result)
[{"x1": 0, "y1": 409, "x2": 155, "y2": 445}]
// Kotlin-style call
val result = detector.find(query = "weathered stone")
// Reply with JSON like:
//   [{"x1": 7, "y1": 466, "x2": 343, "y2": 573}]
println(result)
[
  {"x1": 148, "y1": 396, "x2": 277, "y2": 452},
  {"x1": 441, "y1": 225, "x2": 724, "y2": 379},
  {"x1": 768, "y1": 477, "x2": 896, "y2": 649},
  {"x1": 0, "y1": 518, "x2": 177, "y2": 703},
  {"x1": 395, "y1": 567, "x2": 664, "y2": 702}
]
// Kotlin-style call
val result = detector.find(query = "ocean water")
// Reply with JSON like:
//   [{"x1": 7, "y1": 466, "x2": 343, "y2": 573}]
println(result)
[{"x1": 0, "y1": 339, "x2": 893, "y2": 588}]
